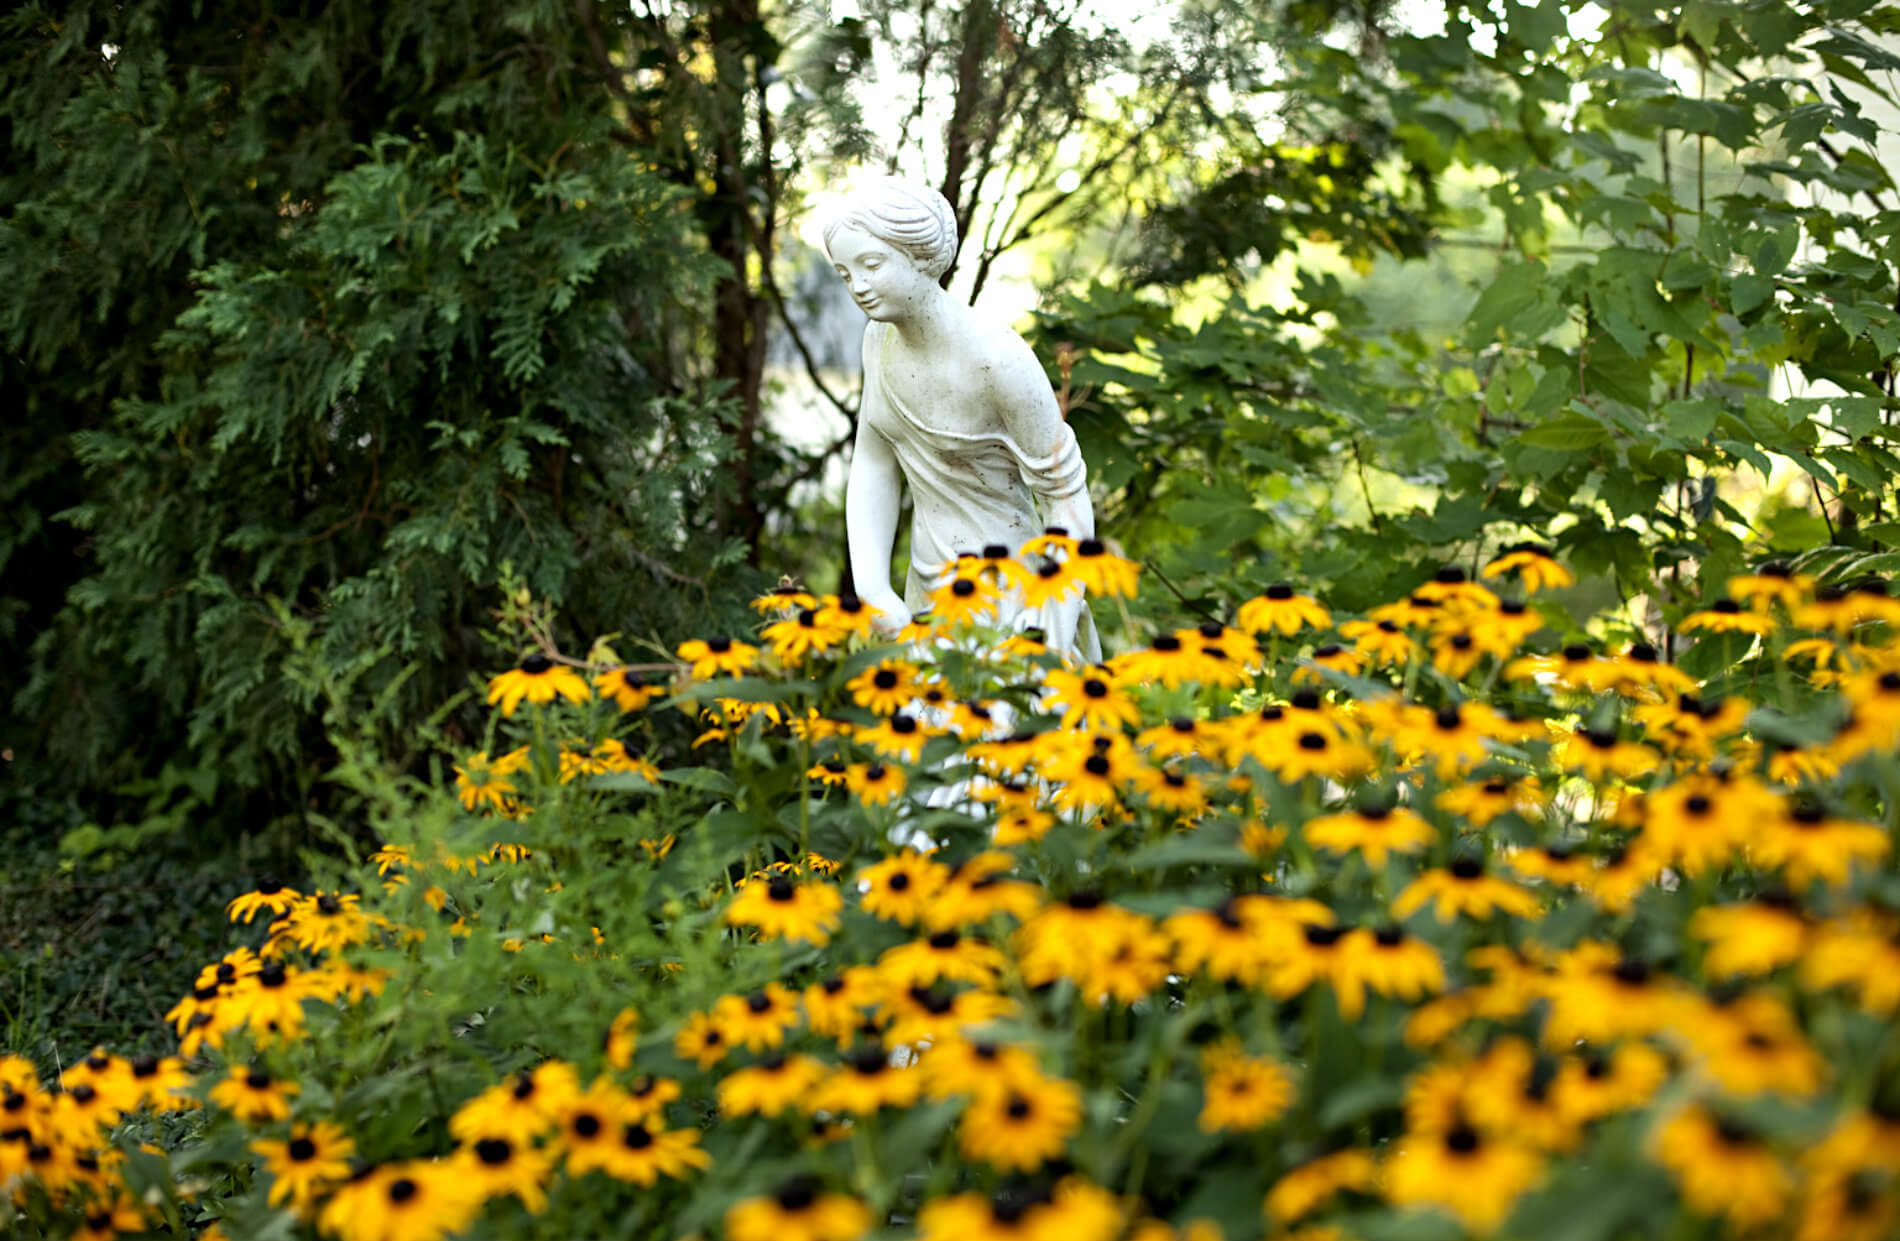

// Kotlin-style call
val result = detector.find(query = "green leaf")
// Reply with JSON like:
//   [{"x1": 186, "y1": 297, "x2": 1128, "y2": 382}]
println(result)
[
  {"x1": 660, "y1": 767, "x2": 739, "y2": 797},
  {"x1": 1518, "y1": 412, "x2": 1609, "y2": 451}
]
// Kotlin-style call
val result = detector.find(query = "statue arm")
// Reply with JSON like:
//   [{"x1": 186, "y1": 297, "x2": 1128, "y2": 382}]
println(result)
[
  {"x1": 846, "y1": 338, "x2": 909, "y2": 631},
  {"x1": 991, "y1": 339, "x2": 1096, "y2": 539}
]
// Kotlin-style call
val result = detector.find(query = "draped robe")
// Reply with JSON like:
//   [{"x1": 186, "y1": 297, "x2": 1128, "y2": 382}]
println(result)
[{"x1": 861, "y1": 322, "x2": 1102, "y2": 661}]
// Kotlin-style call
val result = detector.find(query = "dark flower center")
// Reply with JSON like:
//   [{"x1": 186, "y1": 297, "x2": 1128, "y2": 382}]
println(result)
[
  {"x1": 216, "y1": 963, "x2": 237, "y2": 983},
  {"x1": 873, "y1": 669, "x2": 898, "y2": 689},
  {"x1": 245, "y1": 1070, "x2": 271, "y2": 1090},
  {"x1": 1006, "y1": 1094, "x2": 1031, "y2": 1119},
  {"x1": 1500, "y1": 601, "x2": 1526, "y2": 615},
  {"x1": 1083, "y1": 678, "x2": 1108, "y2": 698},
  {"x1": 1450, "y1": 857, "x2": 1483, "y2": 880},
  {"x1": 131, "y1": 1055, "x2": 158, "y2": 1078},
  {"x1": 767, "y1": 877, "x2": 795, "y2": 902},
  {"x1": 707, "y1": 636, "x2": 733, "y2": 653},
  {"x1": 929, "y1": 930, "x2": 959, "y2": 949},
  {"x1": 70, "y1": 1084, "x2": 96, "y2": 1104},
  {"x1": 850, "y1": 1047, "x2": 887, "y2": 1075},
  {"x1": 1451, "y1": 634, "x2": 1473, "y2": 650},
  {"x1": 316, "y1": 893, "x2": 341, "y2": 915},
  {"x1": 1077, "y1": 538, "x2": 1105, "y2": 556},
  {"x1": 574, "y1": 1112, "x2": 602, "y2": 1137},
  {"x1": 1434, "y1": 566, "x2": 1467, "y2": 584},
  {"x1": 952, "y1": 579, "x2": 977, "y2": 597},
  {"x1": 1711, "y1": 599, "x2": 1742, "y2": 614},
  {"x1": 476, "y1": 1138, "x2": 511, "y2": 1166},
  {"x1": 865, "y1": 764, "x2": 888, "y2": 781},
  {"x1": 837, "y1": 594, "x2": 865, "y2": 614},
  {"x1": 1153, "y1": 634, "x2": 1183, "y2": 652},
  {"x1": 1298, "y1": 731, "x2": 1327, "y2": 751},
  {"x1": 1067, "y1": 890, "x2": 1102, "y2": 911},
  {"x1": 888, "y1": 872, "x2": 911, "y2": 892},
  {"x1": 259, "y1": 962, "x2": 287, "y2": 988},
  {"x1": 1303, "y1": 923, "x2": 1343, "y2": 946},
  {"x1": 1084, "y1": 754, "x2": 1111, "y2": 776},
  {"x1": 521, "y1": 654, "x2": 553, "y2": 674},
  {"x1": 621, "y1": 1124, "x2": 653, "y2": 1150},
  {"x1": 891, "y1": 715, "x2": 917, "y2": 734},
  {"x1": 388, "y1": 1177, "x2": 418, "y2": 1203},
  {"x1": 747, "y1": 991, "x2": 772, "y2": 1014},
  {"x1": 512, "y1": 1074, "x2": 536, "y2": 1100},
  {"x1": 1446, "y1": 1125, "x2": 1480, "y2": 1153},
  {"x1": 1375, "y1": 924, "x2": 1405, "y2": 947},
  {"x1": 1435, "y1": 705, "x2": 1463, "y2": 729},
  {"x1": 776, "y1": 1174, "x2": 819, "y2": 1210},
  {"x1": 1685, "y1": 794, "x2": 1712, "y2": 816},
  {"x1": 1613, "y1": 958, "x2": 1649, "y2": 985},
  {"x1": 1563, "y1": 643, "x2": 1591, "y2": 661},
  {"x1": 1315, "y1": 643, "x2": 1342, "y2": 658},
  {"x1": 1267, "y1": 583, "x2": 1295, "y2": 600}
]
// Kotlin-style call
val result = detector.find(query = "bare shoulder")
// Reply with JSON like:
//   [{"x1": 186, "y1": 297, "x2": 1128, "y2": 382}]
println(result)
[{"x1": 974, "y1": 325, "x2": 1050, "y2": 397}]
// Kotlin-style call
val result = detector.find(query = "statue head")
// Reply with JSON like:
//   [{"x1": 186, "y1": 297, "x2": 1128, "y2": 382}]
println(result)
[{"x1": 823, "y1": 177, "x2": 959, "y2": 278}]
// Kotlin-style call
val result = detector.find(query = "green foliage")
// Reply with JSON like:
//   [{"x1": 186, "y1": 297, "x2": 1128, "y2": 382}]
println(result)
[
  {"x1": 1032, "y1": 0, "x2": 1900, "y2": 642},
  {"x1": 2, "y1": 2, "x2": 751, "y2": 832}
]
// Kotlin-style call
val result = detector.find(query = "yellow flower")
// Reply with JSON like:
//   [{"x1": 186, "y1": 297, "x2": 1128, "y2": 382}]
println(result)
[
  {"x1": 1063, "y1": 537, "x2": 1140, "y2": 597},
  {"x1": 226, "y1": 880, "x2": 300, "y2": 924},
  {"x1": 859, "y1": 850, "x2": 950, "y2": 925},
  {"x1": 1197, "y1": 1044, "x2": 1294, "y2": 1133},
  {"x1": 1392, "y1": 858, "x2": 1541, "y2": 922},
  {"x1": 1042, "y1": 667, "x2": 1141, "y2": 731},
  {"x1": 316, "y1": 1159, "x2": 481, "y2": 1241},
  {"x1": 928, "y1": 574, "x2": 1001, "y2": 626},
  {"x1": 727, "y1": 1177, "x2": 874, "y2": 1241},
  {"x1": 676, "y1": 636, "x2": 760, "y2": 679},
  {"x1": 846, "y1": 659, "x2": 924, "y2": 714},
  {"x1": 717, "y1": 1054, "x2": 827, "y2": 1118},
  {"x1": 1383, "y1": 1124, "x2": 1544, "y2": 1235},
  {"x1": 1679, "y1": 598, "x2": 1775, "y2": 636},
  {"x1": 1238, "y1": 583, "x2": 1330, "y2": 635},
  {"x1": 956, "y1": 1072, "x2": 1083, "y2": 1170},
  {"x1": 725, "y1": 876, "x2": 844, "y2": 945},
  {"x1": 1481, "y1": 544, "x2": 1574, "y2": 593},
  {"x1": 593, "y1": 666, "x2": 665, "y2": 711},
  {"x1": 209, "y1": 1068, "x2": 299, "y2": 1124},
  {"x1": 486, "y1": 654, "x2": 591, "y2": 715},
  {"x1": 843, "y1": 761, "x2": 907, "y2": 806},
  {"x1": 1654, "y1": 1106, "x2": 1791, "y2": 1231}
]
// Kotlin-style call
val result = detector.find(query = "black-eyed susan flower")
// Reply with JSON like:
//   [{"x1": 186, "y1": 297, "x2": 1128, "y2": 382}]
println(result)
[
  {"x1": 1802, "y1": 912, "x2": 1900, "y2": 1014},
  {"x1": 846, "y1": 660, "x2": 923, "y2": 715},
  {"x1": 876, "y1": 982, "x2": 1014, "y2": 1047},
  {"x1": 803, "y1": 968, "x2": 884, "y2": 1046},
  {"x1": 226, "y1": 879, "x2": 300, "y2": 925},
  {"x1": 1042, "y1": 667, "x2": 1140, "y2": 731},
  {"x1": 674, "y1": 1011, "x2": 732, "y2": 1070},
  {"x1": 1255, "y1": 726, "x2": 1375, "y2": 783},
  {"x1": 219, "y1": 961, "x2": 318, "y2": 1044},
  {"x1": 1383, "y1": 1123, "x2": 1544, "y2": 1235},
  {"x1": 1063, "y1": 537, "x2": 1140, "y2": 596},
  {"x1": 929, "y1": 574, "x2": 1000, "y2": 626},
  {"x1": 69, "y1": 1196, "x2": 146, "y2": 1241},
  {"x1": 1654, "y1": 1106, "x2": 1792, "y2": 1232},
  {"x1": 1690, "y1": 896, "x2": 1808, "y2": 979},
  {"x1": 450, "y1": 1062, "x2": 580, "y2": 1146},
  {"x1": 1353, "y1": 924, "x2": 1446, "y2": 1005},
  {"x1": 487, "y1": 653, "x2": 591, "y2": 715},
  {"x1": 1304, "y1": 804, "x2": 1436, "y2": 868},
  {"x1": 764, "y1": 608, "x2": 842, "y2": 665},
  {"x1": 1728, "y1": 562, "x2": 1811, "y2": 611},
  {"x1": 1459, "y1": 1038, "x2": 1582, "y2": 1153},
  {"x1": 814, "y1": 592, "x2": 883, "y2": 639},
  {"x1": 712, "y1": 984, "x2": 801, "y2": 1053},
  {"x1": 677, "y1": 636, "x2": 760, "y2": 680},
  {"x1": 315, "y1": 1161, "x2": 482, "y2": 1241},
  {"x1": 551, "y1": 1080, "x2": 631, "y2": 1177},
  {"x1": 1553, "y1": 725, "x2": 1659, "y2": 782},
  {"x1": 856, "y1": 712, "x2": 934, "y2": 761},
  {"x1": 1681, "y1": 597, "x2": 1776, "y2": 637},
  {"x1": 1437, "y1": 774, "x2": 1543, "y2": 828},
  {"x1": 1481, "y1": 543, "x2": 1574, "y2": 593},
  {"x1": 862, "y1": 851, "x2": 950, "y2": 927},
  {"x1": 1540, "y1": 950, "x2": 1682, "y2": 1046},
  {"x1": 1415, "y1": 565, "x2": 1501, "y2": 613},
  {"x1": 717, "y1": 1053, "x2": 827, "y2": 1118},
  {"x1": 1393, "y1": 857, "x2": 1540, "y2": 923},
  {"x1": 1196, "y1": 1042, "x2": 1294, "y2": 1133},
  {"x1": 1293, "y1": 642, "x2": 1367, "y2": 685},
  {"x1": 751, "y1": 582, "x2": 820, "y2": 616},
  {"x1": 1017, "y1": 560, "x2": 1081, "y2": 614},
  {"x1": 1110, "y1": 632, "x2": 1199, "y2": 688},
  {"x1": 599, "y1": 1120, "x2": 712, "y2": 1186},
  {"x1": 1681, "y1": 990, "x2": 1826, "y2": 1097},
  {"x1": 594, "y1": 666, "x2": 664, "y2": 711},
  {"x1": 1266, "y1": 1148, "x2": 1378, "y2": 1227},
  {"x1": 726, "y1": 1175, "x2": 873, "y2": 1241},
  {"x1": 810, "y1": 1046, "x2": 923, "y2": 1115},
  {"x1": 453, "y1": 747, "x2": 529, "y2": 813},
  {"x1": 623, "y1": 1072, "x2": 683, "y2": 1125},
  {"x1": 725, "y1": 875, "x2": 843, "y2": 946},
  {"x1": 1342, "y1": 617, "x2": 1418, "y2": 666},
  {"x1": 209, "y1": 1067, "x2": 298, "y2": 1125},
  {"x1": 958, "y1": 1072, "x2": 1082, "y2": 1170},
  {"x1": 1238, "y1": 582, "x2": 1330, "y2": 635},
  {"x1": 452, "y1": 1136, "x2": 554, "y2": 1213},
  {"x1": 843, "y1": 761, "x2": 907, "y2": 806},
  {"x1": 1549, "y1": 1042, "x2": 1667, "y2": 1125},
  {"x1": 925, "y1": 851, "x2": 1045, "y2": 929},
  {"x1": 878, "y1": 929, "x2": 1007, "y2": 989},
  {"x1": 919, "y1": 1036, "x2": 1042, "y2": 1101}
]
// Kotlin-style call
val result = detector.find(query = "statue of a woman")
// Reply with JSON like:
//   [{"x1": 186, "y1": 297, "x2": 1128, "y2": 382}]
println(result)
[{"x1": 824, "y1": 177, "x2": 1101, "y2": 660}]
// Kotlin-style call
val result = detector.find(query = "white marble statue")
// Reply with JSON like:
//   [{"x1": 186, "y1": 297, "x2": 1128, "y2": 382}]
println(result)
[{"x1": 824, "y1": 176, "x2": 1101, "y2": 660}]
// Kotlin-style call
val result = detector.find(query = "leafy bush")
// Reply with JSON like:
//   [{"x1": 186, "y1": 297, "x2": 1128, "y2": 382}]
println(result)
[{"x1": 7, "y1": 544, "x2": 1900, "y2": 1241}]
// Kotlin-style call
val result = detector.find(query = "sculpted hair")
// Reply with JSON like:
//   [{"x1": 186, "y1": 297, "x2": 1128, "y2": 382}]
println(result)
[{"x1": 822, "y1": 177, "x2": 960, "y2": 280}]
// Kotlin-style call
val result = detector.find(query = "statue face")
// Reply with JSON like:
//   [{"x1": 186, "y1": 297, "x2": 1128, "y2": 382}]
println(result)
[{"x1": 828, "y1": 225, "x2": 936, "y2": 323}]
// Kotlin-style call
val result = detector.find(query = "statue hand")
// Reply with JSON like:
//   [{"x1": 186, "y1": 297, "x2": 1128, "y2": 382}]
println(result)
[{"x1": 863, "y1": 589, "x2": 910, "y2": 638}]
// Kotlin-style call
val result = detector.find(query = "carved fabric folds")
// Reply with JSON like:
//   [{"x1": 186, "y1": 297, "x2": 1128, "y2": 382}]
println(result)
[{"x1": 863, "y1": 323, "x2": 1102, "y2": 661}]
